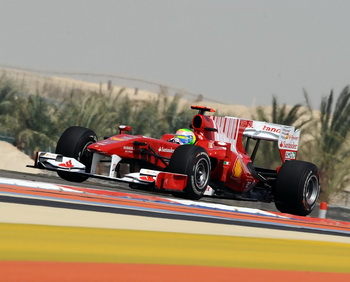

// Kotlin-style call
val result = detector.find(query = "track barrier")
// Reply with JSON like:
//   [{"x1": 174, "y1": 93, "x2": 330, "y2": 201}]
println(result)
[{"x1": 318, "y1": 202, "x2": 328, "y2": 219}]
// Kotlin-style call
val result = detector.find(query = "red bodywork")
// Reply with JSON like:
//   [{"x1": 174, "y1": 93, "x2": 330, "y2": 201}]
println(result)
[
  {"x1": 31, "y1": 105, "x2": 312, "y2": 215},
  {"x1": 87, "y1": 106, "x2": 261, "y2": 193}
]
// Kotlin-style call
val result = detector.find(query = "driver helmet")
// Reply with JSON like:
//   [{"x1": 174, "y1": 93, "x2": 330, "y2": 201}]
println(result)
[{"x1": 174, "y1": 128, "x2": 196, "y2": 145}]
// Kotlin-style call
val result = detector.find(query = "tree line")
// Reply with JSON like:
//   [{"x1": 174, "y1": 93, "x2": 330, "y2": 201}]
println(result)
[
  {"x1": 1, "y1": 74, "x2": 350, "y2": 203},
  {"x1": 0, "y1": 75, "x2": 193, "y2": 154}
]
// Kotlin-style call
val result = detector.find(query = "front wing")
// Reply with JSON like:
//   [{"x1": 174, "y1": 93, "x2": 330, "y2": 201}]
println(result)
[{"x1": 28, "y1": 152, "x2": 188, "y2": 192}]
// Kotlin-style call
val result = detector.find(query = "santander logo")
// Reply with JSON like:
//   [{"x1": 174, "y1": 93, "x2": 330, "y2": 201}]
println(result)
[{"x1": 158, "y1": 147, "x2": 175, "y2": 153}]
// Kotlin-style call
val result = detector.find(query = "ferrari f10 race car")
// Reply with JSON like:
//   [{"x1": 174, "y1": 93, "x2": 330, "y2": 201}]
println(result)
[{"x1": 30, "y1": 105, "x2": 320, "y2": 216}]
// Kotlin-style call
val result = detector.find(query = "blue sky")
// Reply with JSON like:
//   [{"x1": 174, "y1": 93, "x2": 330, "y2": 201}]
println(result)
[{"x1": 1, "y1": 0, "x2": 350, "y2": 107}]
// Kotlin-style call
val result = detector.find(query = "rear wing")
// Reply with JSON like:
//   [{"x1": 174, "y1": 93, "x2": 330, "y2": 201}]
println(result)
[{"x1": 211, "y1": 116, "x2": 300, "y2": 162}]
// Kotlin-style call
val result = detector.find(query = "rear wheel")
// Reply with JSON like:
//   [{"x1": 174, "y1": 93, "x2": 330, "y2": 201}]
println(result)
[
  {"x1": 55, "y1": 126, "x2": 97, "y2": 182},
  {"x1": 274, "y1": 160, "x2": 320, "y2": 216},
  {"x1": 168, "y1": 145, "x2": 211, "y2": 200}
]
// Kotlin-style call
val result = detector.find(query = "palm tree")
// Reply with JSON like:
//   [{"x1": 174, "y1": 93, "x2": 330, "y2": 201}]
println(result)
[
  {"x1": 56, "y1": 88, "x2": 127, "y2": 138},
  {"x1": 0, "y1": 76, "x2": 57, "y2": 156},
  {"x1": 129, "y1": 89, "x2": 192, "y2": 137},
  {"x1": 252, "y1": 95, "x2": 312, "y2": 168},
  {"x1": 309, "y1": 86, "x2": 350, "y2": 202},
  {"x1": 12, "y1": 95, "x2": 59, "y2": 156},
  {"x1": 0, "y1": 76, "x2": 20, "y2": 132},
  {"x1": 253, "y1": 94, "x2": 312, "y2": 128}
]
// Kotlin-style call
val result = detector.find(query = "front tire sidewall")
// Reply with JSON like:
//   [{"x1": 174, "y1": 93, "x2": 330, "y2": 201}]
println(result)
[
  {"x1": 168, "y1": 145, "x2": 211, "y2": 200},
  {"x1": 55, "y1": 126, "x2": 97, "y2": 182},
  {"x1": 188, "y1": 151, "x2": 210, "y2": 196}
]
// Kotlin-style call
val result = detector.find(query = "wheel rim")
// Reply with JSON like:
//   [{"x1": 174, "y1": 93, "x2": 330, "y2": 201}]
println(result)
[
  {"x1": 79, "y1": 141, "x2": 94, "y2": 165},
  {"x1": 305, "y1": 175, "x2": 319, "y2": 205},
  {"x1": 194, "y1": 158, "x2": 210, "y2": 190}
]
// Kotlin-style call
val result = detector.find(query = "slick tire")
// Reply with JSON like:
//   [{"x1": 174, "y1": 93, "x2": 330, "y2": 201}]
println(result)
[
  {"x1": 55, "y1": 126, "x2": 97, "y2": 182},
  {"x1": 168, "y1": 145, "x2": 211, "y2": 200},
  {"x1": 274, "y1": 160, "x2": 320, "y2": 216}
]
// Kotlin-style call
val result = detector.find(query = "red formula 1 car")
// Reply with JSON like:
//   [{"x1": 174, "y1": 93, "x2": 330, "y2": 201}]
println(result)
[{"x1": 31, "y1": 105, "x2": 320, "y2": 216}]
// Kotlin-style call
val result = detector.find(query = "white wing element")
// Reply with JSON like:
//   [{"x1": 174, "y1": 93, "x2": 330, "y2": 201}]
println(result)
[{"x1": 211, "y1": 116, "x2": 301, "y2": 161}]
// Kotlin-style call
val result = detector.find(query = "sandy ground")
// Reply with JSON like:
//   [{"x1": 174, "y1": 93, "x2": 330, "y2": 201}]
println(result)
[{"x1": 0, "y1": 141, "x2": 39, "y2": 174}]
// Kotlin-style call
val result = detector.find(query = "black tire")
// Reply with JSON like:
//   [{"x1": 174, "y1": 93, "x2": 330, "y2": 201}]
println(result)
[
  {"x1": 274, "y1": 160, "x2": 320, "y2": 216},
  {"x1": 55, "y1": 126, "x2": 97, "y2": 182},
  {"x1": 168, "y1": 145, "x2": 211, "y2": 200}
]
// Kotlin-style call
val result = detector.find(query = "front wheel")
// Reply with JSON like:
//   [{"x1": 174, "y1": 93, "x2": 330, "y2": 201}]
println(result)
[
  {"x1": 167, "y1": 145, "x2": 211, "y2": 200},
  {"x1": 55, "y1": 126, "x2": 97, "y2": 182},
  {"x1": 274, "y1": 160, "x2": 320, "y2": 216}
]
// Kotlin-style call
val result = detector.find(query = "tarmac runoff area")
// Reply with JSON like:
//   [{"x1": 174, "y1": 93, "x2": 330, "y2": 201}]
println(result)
[{"x1": 1, "y1": 175, "x2": 350, "y2": 281}]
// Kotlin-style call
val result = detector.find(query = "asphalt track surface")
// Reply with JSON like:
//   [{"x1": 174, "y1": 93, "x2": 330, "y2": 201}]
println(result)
[{"x1": 1, "y1": 169, "x2": 350, "y2": 281}]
